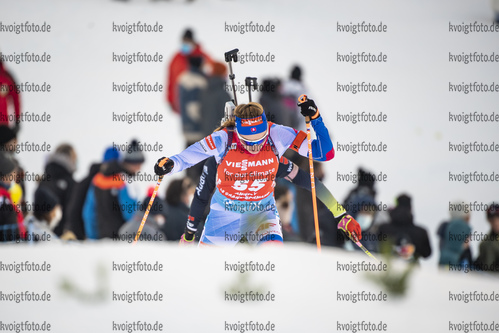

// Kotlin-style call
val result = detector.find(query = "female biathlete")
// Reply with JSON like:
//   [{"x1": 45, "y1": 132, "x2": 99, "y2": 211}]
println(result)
[{"x1": 154, "y1": 99, "x2": 361, "y2": 246}]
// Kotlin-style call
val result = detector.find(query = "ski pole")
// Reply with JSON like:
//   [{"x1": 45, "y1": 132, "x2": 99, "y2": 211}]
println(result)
[
  {"x1": 349, "y1": 231, "x2": 378, "y2": 262},
  {"x1": 132, "y1": 158, "x2": 167, "y2": 245},
  {"x1": 224, "y1": 48, "x2": 239, "y2": 106},
  {"x1": 245, "y1": 77, "x2": 258, "y2": 102},
  {"x1": 298, "y1": 94, "x2": 321, "y2": 252}
]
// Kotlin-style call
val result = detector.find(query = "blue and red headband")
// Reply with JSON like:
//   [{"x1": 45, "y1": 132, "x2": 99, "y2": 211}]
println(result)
[{"x1": 235, "y1": 112, "x2": 268, "y2": 136}]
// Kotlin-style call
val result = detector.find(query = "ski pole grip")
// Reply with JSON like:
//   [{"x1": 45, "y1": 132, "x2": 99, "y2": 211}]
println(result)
[
  {"x1": 159, "y1": 157, "x2": 169, "y2": 167},
  {"x1": 298, "y1": 94, "x2": 311, "y2": 123}
]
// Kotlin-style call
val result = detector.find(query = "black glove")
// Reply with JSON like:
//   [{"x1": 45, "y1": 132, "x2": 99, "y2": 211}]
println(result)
[
  {"x1": 154, "y1": 157, "x2": 174, "y2": 176},
  {"x1": 183, "y1": 228, "x2": 195, "y2": 241},
  {"x1": 297, "y1": 97, "x2": 320, "y2": 120}
]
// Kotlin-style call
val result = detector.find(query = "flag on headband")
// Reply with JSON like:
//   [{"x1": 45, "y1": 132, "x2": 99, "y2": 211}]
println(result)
[{"x1": 235, "y1": 112, "x2": 268, "y2": 136}]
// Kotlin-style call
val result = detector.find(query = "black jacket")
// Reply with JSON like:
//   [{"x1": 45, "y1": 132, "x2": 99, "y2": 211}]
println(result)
[
  {"x1": 38, "y1": 155, "x2": 76, "y2": 236},
  {"x1": 63, "y1": 163, "x2": 101, "y2": 239},
  {"x1": 200, "y1": 76, "x2": 231, "y2": 136},
  {"x1": 378, "y1": 207, "x2": 432, "y2": 259},
  {"x1": 161, "y1": 203, "x2": 190, "y2": 241},
  {"x1": 88, "y1": 161, "x2": 133, "y2": 239}
]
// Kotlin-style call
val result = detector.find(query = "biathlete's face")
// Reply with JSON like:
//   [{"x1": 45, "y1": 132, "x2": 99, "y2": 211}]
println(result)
[{"x1": 237, "y1": 129, "x2": 268, "y2": 154}]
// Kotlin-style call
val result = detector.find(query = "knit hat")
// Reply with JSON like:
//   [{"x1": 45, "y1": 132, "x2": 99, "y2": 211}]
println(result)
[
  {"x1": 183, "y1": 29, "x2": 194, "y2": 41},
  {"x1": 0, "y1": 152, "x2": 16, "y2": 177},
  {"x1": 358, "y1": 168, "x2": 375, "y2": 189},
  {"x1": 291, "y1": 65, "x2": 302, "y2": 81},
  {"x1": 122, "y1": 140, "x2": 145, "y2": 164},
  {"x1": 347, "y1": 192, "x2": 377, "y2": 219},
  {"x1": 397, "y1": 194, "x2": 412, "y2": 209},
  {"x1": 103, "y1": 146, "x2": 120, "y2": 162},
  {"x1": 487, "y1": 203, "x2": 499, "y2": 219},
  {"x1": 261, "y1": 78, "x2": 280, "y2": 95},
  {"x1": 34, "y1": 187, "x2": 59, "y2": 214}
]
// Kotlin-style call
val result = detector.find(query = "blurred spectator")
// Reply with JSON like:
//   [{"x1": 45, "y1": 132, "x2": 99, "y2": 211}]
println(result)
[
  {"x1": 344, "y1": 168, "x2": 377, "y2": 217},
  {"x1": 178, "y1": 55, "x2": 207, "y2": 181},
  {"x1": 0, "y1": 57, "x2": 20, "y2": 131},
  {"x1": 437, "y1": 220, "x2": 448, "y2": 251},
  {"x1": 259, "y1": 78, "x2": 289, "y2": 126},
  {"x1": 281, "y1": 65, "x2": 307, "y2": 130},
  {"x1": 378, "y1": 194, "x2": 432, "y2": 261},
  {"x1": 199, "y1": 61, "x2": 231, "y2": 137},
  {"x1": 166, "y1": 28, "x2": 212, "y2": 114},
  {"x1": 161, "y1": 178, "x2": 195, "y2": 241},
  {"x1": 493, "y1": 0, "x2": 499, "y2": 23},
  {"x1": 475, "y1": 203, "x2": 499, "y2": 272},
  {"x1": 0, "y1": 125, "x2": 17, "y2": 153},
  {"x1": 61, "y1": 146, "x2": 120, "y2": 240},
  {"x1": 38, "y1": 143, "x2": 77, "y2": 237},
  {"x1": 275, "y1": 185, "x2": 300, "y2": 242},
  {"x1": 344, "y1": 194, "x2": 379, "y2": 253},
  {"x1": 438, "y1": 202, "x2": 472, "y2": 268},
  {"x1": 341, "y1": 168, "x2": 379, "y2": 251},
  {"x1": 0, "y1": 125, "x2": 27, "y2": 216},
  {"x1": 24, "y1": 187, "x2": 61, "y2": 243},
  {"x1": 83, "y1": 140, "x2": 144, "y2": 239},
  {"x1": 178, "y1": 56, "x2": 207, "y2": 144},
  {"x1": 0, "y1": 152, "x2": 22, "y2": 241},
  {"x1": 119, "y1": 193, "x2": 167, "y2": 242},
  {"x1": 296, "y1": 162, "x2": 343, "y2": 247}
]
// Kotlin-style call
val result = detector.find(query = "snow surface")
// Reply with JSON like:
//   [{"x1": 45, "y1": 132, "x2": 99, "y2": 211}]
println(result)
[{"x1": 1, "y1": 243, "x2": 498, "y2": 332}]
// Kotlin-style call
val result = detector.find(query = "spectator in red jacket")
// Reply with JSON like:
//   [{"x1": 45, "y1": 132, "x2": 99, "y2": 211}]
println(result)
[
  {"x1": 0, "y1": 58, "x2": 21, "y2": 130},
  {"x1": 166, "y1": 28, "x2": 212, "y2": 114}
]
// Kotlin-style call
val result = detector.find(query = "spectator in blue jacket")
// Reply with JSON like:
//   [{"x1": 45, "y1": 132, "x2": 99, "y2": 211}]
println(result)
[
  {"x1": 83, "y1": 140, "x2": 144, "y2": 239},
  {"x1": 439, "y1": 203, "x2": 472, "y2": 268}
]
